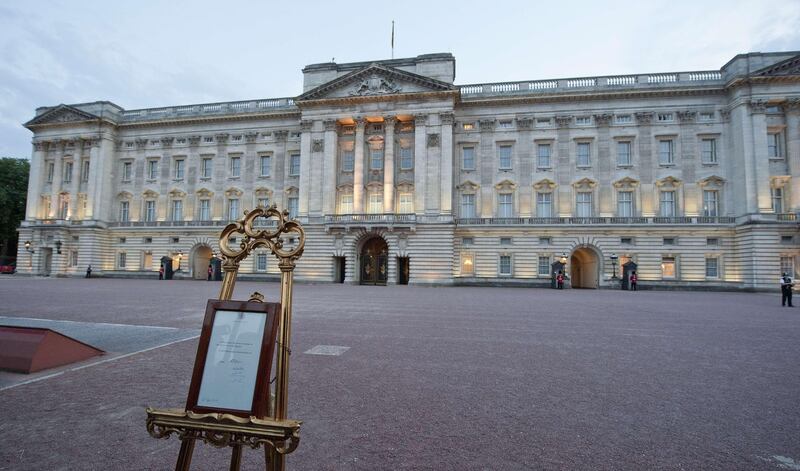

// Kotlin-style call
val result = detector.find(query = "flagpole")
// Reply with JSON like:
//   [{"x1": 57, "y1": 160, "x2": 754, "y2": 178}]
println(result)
[{"x1": 391, "y1": 20, "x2": 395, "y2": 59}]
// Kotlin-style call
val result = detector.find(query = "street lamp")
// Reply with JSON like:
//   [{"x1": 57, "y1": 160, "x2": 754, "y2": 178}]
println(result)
[
  {"x1": 177, "y1": 251, "x2": 183, "y2": 270},
  {"x1": 24, "y1": 240, "x2": 34, "y2": 253},
  {"x1": 24, "y1": 240, "x2": 34, "y2": 269},
  {"x1": 54, "y1": 240, "x2": 63, "y2": 255},
  {"x1": 610, "y1": 252, "x2": 619, "y2": 279}
]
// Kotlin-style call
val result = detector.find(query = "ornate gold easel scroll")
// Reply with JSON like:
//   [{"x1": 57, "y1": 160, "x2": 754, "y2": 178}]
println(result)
[{"x1": 146, "y1": 205, "x2": 305, "y2": 471}]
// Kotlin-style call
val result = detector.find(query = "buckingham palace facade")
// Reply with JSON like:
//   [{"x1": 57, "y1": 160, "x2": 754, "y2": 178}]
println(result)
[{"x1": 17, "y1": 51, "x2": 800, "y2": 289}]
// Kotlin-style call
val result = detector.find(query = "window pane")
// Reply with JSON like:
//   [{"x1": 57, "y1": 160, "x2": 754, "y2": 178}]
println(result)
[
  {"x1": 659, "y1": 140, "x2": 673, "y2": 164},
  {"x1": 339, "y1": 194, "x2": 353, "y2": 214},
  {"x1": 577, "y1": 143, "x2": 590, "y2": 166},
  {"x1": 289, "y1": 155, "x2": 300, "y2": 176},
  {"x1": 617, "y1": 141, "x2": 631, "y2": 166},
  {"x1": 701, "y1": 139, "x2": 717, "y2": 163},
  {"x1": 461, "y1": 194, "x2": 476, "y2": 218},
  {"x1": 288, "y1": 197, "x2": 298, "y2": 218},
  {"x1": 499, "y1": 255, "x2": 512, "y2": 275},
  {"x1": 399, "y1": 193, "x2": 413, "y2": 213},
  {"x1": 703, "y1": 190, "x2": 718, "y2": 217},
  {"x1": 538, "y1": 256, "x2": 550, "y2": 275},
  {"x1": 537, "y1": 144, "x2": 551, "y2": 168},
  {"x1": 618, "y1": 191, "x2": 633, "y2": 217},
  {"x1": 537, "y1": 192, "x2": 552, "y2": 217},
  {"x1": 461, "y1": 253, "x2": 474, "y2": 275},
  {"x1": 399, "y1": 146, "x2": 413, "y2": 169},
  {"x1": 199, "y1": 200, "x2": 210, "y2": 220},
  {"x1": 498, "y1": 193, "x2": 513, "y2": 217},
  {"x1": 705, "y1": 258, "x2": 719, "y2": 278},
  {"x1": 230, "y1": 157, "x2": 240, "y2": 177},
  {"x1": 463, "y1": 147, "x2": 475, "y2": 169},
  {"x1": 661, "y1": 257, "x2": 676, "y2": 278},
  {"x1": 260, "y1": 156, "x2": 271, "y2": 176},
  {"x1": 576, "y1": 192, "x2": 592, "y2": 217},
  {"x1": 660, "y1": 191, "x2": 675, "y2": 217},
  {"x1": 498, "y1": 145, "x2": 512, "y2": 169}
]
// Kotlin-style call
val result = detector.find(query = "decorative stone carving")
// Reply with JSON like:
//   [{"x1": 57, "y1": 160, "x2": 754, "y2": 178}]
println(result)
[
  {"x1": 593, "y1": 114, "x2": 613, "y2": 126},
  {"x1": 254, "y1": 187, "x2": 273, "y2": 198},
  {"x1": 456, "y1": 180, "x2": 480, "y2": 192},
  {"x1": 274, "y1": 130, "x2": 289, "y2": 142},
  {"x1": 224, "y1": 187, "x2": 244, "y2": 197},
  {"x1": 244, "y1": 132, "x2": 259, "y2": 143},
  {"x1": 479, "y1": 119, "x2": 496, "y2": 132},
  {"x1": 215, "y1": 133, "x2": 229, "y2": 143},
  {"x1": 160, "y1": 137, "x2": 174, "y2": 148},
  {"x1": 494, "y1": 179, "x2": 517, "y2": 191},
  {"x1": 572, "y1": 177, "x2": 598, "y2": 189},
  {"x1": 677, "y1": 111, "x2": 696, "y2": 123},
  {"x1": 413, "y1": 114, "x2": 428, "y2": 126},
  {"x1": 533, "y1": 178, "x2": 557, "y2": 191},
  {"x1": 784, "y1": 99, "x2": 800, "y2": 112},
  {"x1": 196, "y1": 188, "x2": 214, "y2": 197},
  {"x1": 655, "y1": 176, "x2": 682, "y2": 188},
  {"x1": 312, "y1": 139, "x2": 324, "y2": 152},
  {"x1": 698, "y1": 175, "x2": 725, "y2": 189},
  {"x1": 169, "y1": 188, "x2": 187, "y2": 198},
  {"x1": 612, "y1": 177, "x2": 640, "y2": 189},
  {"x1": 427, "y1": 133, "x2": 440, "y2": 148},
  {"x1": 516, "y1": 116, "x2": 534, "y2": 130},
  {"x1": 135, "y1": 138, "x2": 149, "y2": 149},
  {"x1": 748, "y1": 100, "x2": 768, "y2": 113},
  {"x1": 555, "y1": 116, "x2": 573, "y2": 128},
  {"x1": 719, "y1": 109, "x2": 731, "y2": 122},
  {"x1": 439, "y1": 112, "x2": 455, "y2": 126},
  {"x1": 33, "y1": 141, "x2": 46, "y2": 151},
  {"x1": 635, "y1": 112, "x2": 653, "y2": 125},
  {"x1": 349, "y1": 73, "x2": 401, "y2": 96},
  {"x1": 300, "y1": 120, "x2": 313, "y2": 132},
  {"x1": 383, "y1": 116, "x2": 397, "y2": 127},
  {"x1": 188, "y1": 135, "x2": 201, "y2": 146},
  {"x1": 142, "y1": 189, "x2": 159, "y2": 198},
  {"x1": 323, "y1": 119, "x2": 337, "y2": 131}
]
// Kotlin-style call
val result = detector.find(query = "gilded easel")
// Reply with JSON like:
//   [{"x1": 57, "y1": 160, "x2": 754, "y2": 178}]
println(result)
[{"x1": 146, "y1": 205, "x2": 305, "y2": 470}]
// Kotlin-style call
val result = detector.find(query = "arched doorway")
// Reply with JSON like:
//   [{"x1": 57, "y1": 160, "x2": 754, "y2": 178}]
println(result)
[
  {"x1": 360, "y1": 237, "x2": 388, "y2": 285},
  {"x1": 570, "y1": 247, "x2": 600, "y2": 289},
  {"x1": 192, "y1": 245, "x2": 213, "y2": 280}
]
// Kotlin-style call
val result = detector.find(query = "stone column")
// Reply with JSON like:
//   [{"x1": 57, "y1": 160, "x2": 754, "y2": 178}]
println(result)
[
  {"x1": 26, "y1": 141, "x2": 46, "y2": 220},
  {"x1": 786, "y1": 100, "x2": 800, "y2": 211},
  {"x1": 50, "y1": 140, "x2": 64, "y2": 218},
  {"x1": 383, "y1": 116, "x2": 396, "y2": 213},
  {"x1": 516, "y1": 117, "x2": 534, "y2": 216},
  {"x1": 748, "y1": 101, "x2": 772, "y2": 212},
  {"x1": 594, "y1": 114, "x2": 613, "y2": 216},
  {"x1": 322, "y1": 119, "x2": 338, "y2": 215},
  {"x1": 413, "y1": 114, "x2": 428, "y2": 215},
  {"x1": 635, "y1": 112, "x2": 655, "y2": 216},
  {"x1": 677, "y1": 111, "x2": 698, "y2": 215},
  {"x1": 273, "y1": 130, "x2": 288, "y2": 211},
  {"x1": 439, "y1": 112, "x2": 454, "y2": 216},
  {"x1": 354, "y1": 118, "x2": 366, "y2": 213},
  {"x1": 86, "y1": 138, "x2": 103, "y2": 220},
  {"x1": 299, "y1": 120, "x2": 313, "y2": 218},
  {"x1": 554, "y1": 116, "x2": 572, "y2": 216},
  {"x1": 479, "y1": 119, "x2": 495, "y2": 217}
]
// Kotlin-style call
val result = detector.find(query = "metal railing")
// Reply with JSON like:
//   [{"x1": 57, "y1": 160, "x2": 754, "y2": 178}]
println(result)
[
  {"x1": 455, "y1": 216, "x2": 737, "y2": 225},
  {"x1": 324, "y1": 214, "x2": 417, "y2": 224},
  {"x1": 119, "y1": 97, "x2": 297, "y2": 122}
]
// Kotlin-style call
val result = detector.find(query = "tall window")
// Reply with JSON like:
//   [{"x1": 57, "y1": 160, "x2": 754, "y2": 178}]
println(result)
[
  {"x1": 370, "y1": 144, "x2": 384, "y2": 170},
  {"x1": 199, "y1": 199, "x2": 210, "y2": 220},
  {"x1": 368, "y1": 192, "x2": 383, "y2": 213},
  {"x1": 461, "y1": 253, "x2": 474, "y2": 276},
  {"x1": 399, "y1": 145, "x2": 413, "y2": 170},
  {"x1": 81, "y1": 160, "x2": 90, "y2": 182},
  {"x1": 148, "y1": 160, "x2": 159, "y2": 180},
  {"x1": 122, "y1": 162, "x2": 132, "y2": 181},
  {"x1": 171, "y1": 200, "x2": 183, "y2": 221},
  {"x1": 768, "y1": 133, "x2": 782, "y2": 158},
  {"x1": 461, "y1": 194, "x2": 476, "y2": 218},
  {"x1": 174, "y1": 159, "x2": 184, "y2": 180},
  {"x1": 499, "y1": 255, "x2": 512, "y2": 276},
  {"x1": 660, "y1": 191, "x2": 676, "y2": 217},
  {"x1": 617, "y1": 191, "x2": 633, "y2": 217},
  {"x1": 119, "y1": 201, "x2": 129, "y2": 222},
  {"x1": 772, "y1": 187, "x2": 784, "y2": 213},
  {"x1": 118, "y1": 252, "x2": 127, "y2": 269},
  {"x1": 537, "y1": 143, "x2": 551, "y2": 168},
  {"x1": 498, "y1": 145, "x2": 512, "y2": 170},
  {"x1": 576, "y1": 192, "x2": 592, "y2": 217},
  {"x1": 47, "y1": 162, "x2": 55, "y2": 183},
  {"x1": 703, "y1": 190, "x2": 719, "y2": 217},
  {"x1": 201, "y1": 158, "x2": 212, "y2": 179},
  {"x1": 536, "y1": 192, "x2": 552, "y2": 217},
  {"x1": 289, "y1": 154, "x2": 300, "y2": 176},
  {"x1": 63, "y1": 162, "x2": 73, "y2": 183},
  {"x1": 230, "y1": 156, "x2": 241, "y2": 177},
  {"x1": 705, "y1": 257, "x2": 719, "y2": 278},
  {"x1": 341, "y1": 142, "x2": 355, "y2": 171},
  {"x1": 617, "y1": 141, "x2": 631, "y2": 166},
  {"x1": 339, "y1": 194, "x2": 353, "y2": 214},
  {"x1": 259, "y1": 155, "x2": 271, "y2": 177},
  {"x1": 398, "y1": 193, "x2": 413, "y2": 213},
  {"x1": 780, "y1": 256, "x2": 795, "y2": 277},
  {"x1": 69, "y1": 250, "x2": 78, "y2": 267},
  {"x1": 462, "y1": 146, "x2": 475, "y2": 170},
  {"x1": 701, "y1": 139, "x2": 717, "y2": 164},
  {"x1": 661, "y1": 256, "x2": 676, "y2": 279},
  {"x1": 659, "y1": 139, "x2": 674, "y2": 165},
  {"x1": 576, "y1": 142, "x2": 590, "y2": 167},
  {"x1": 498, "y1": 193, "x2": 513, "y2": 217},
  {"x1": 227, "y1": 198, "x2": 239, "y2": 220},
  {"x1": 538, "y1": 256, "x2": 550, "y2": 276},
  {"x1": 144, "y1": 201, "x2": 156, "y2": 222},
  {"x1": 58, "y1": 199, "x2": 69, "y2": 219},
  {"x1": 287, "y1": 196, "x2": 298, "y2": 218},
  {"x1": 257, "y1": 253, "x2": 268, "y2": 272},
  {"x1": 258, "y1": 197, "x2": 270, "y2": 207}
]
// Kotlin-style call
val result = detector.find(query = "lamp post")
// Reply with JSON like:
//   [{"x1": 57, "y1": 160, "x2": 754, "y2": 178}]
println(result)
[
  {"x1": 24, "y1": 240, "x2": 34, "y2": 269},
  {"x1": 177, "y1": 251, "x2": 183, "y2": 271},
  {"x1": 610, "y1": 252, "x2": 619, "y2": 279},
  {"x1": 54, "y1": 240, "x2": 62, "y2": 255}
]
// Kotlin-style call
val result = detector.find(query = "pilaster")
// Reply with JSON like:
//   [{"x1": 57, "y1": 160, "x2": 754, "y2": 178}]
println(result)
[
  {"x1": 439, "y1": 112, "x2": 454, "y2": 215},
  {"x1": 26, "y1": 141, "x2": 46, "y2": 220},
  {"x1": 785, "y1": 100, "x2": 800, "y2": 210},
  {"x1": 354, "y1": 118, "x2": 366, "y2": 213},
  {"x1": 479, "y1": 118, "x2": 495, "y2": 217},
  {"x1": 322, "y1": 119, "x2": 338, "y2": 215},
  {"x1": 383, "y1": 116, "x2": 396, "y2": 213},
  {"x1": 413, "y1": 114, "x2": 428, "y2": 215},
  {"x1": 749, "y1": 101, "x2": 772, "y2": 212},
  {"x1": 298, "y1": 120, "x2": 313, "y2": 217}
]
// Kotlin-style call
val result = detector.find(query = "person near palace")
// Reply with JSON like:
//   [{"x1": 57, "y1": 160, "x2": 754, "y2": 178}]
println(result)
[
  {"x1": 85, "y1": 265, "x2": 92, "y2": 278},
  {"x1": 781, "y1": 272, "x2": 794, "y2": 307},
  {"x1": 629, "y1": 271, "x2": 638, "y2": 291},
  {"x1": 158, "y1": 264, "x2": 164, "y2": 280},
  {"x1": 556, "y1": 271, "x2": 564, "y2": 289},
  {"x1": 207, "y1": 264, "x2": 213, "y2": 281}
]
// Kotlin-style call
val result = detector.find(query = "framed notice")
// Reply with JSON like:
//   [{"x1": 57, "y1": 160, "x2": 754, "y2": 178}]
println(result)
[{"x1": 185, "y1": 300, "x2": 281, "y2": 418}]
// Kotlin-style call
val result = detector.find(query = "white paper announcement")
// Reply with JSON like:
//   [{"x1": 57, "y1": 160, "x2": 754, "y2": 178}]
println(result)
[{"x1": 197, "y1": 310, "x2": 267, "y2": 411}]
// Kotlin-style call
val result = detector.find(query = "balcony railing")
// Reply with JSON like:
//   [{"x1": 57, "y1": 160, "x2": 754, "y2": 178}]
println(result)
[
  {"x1": 459, "y1": 70, "x2": 723, "y2": 99},
  {"x1": 455, "y1": 216, "x2": 736, "y2": 226},
  {"x1": 119, "y1": 97, "x2": 297, "y2": 123},
  {"x1": 324, "y1": 214, "x2": 417, "y2": 224}
]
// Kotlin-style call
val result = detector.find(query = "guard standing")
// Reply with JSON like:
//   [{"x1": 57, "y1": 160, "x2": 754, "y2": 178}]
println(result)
[
  {"x1": 159, "y1": 264, "x2": 164, "y2": 280},
  {"x1": 85, "y1": 265, "x2": 92, "y2": 278},
  {"x1": 556, "y1": 271, "x2": 564, "y2": 289},
  {"x1": 781, "y1": 272, "x2": 794, "y2": 307},
  {"x1": 629, "y1": 271, "x2": 637, "y2": 291},
  {"x1": 207, "y1": 264, "x2": 213, "y2": 281}
]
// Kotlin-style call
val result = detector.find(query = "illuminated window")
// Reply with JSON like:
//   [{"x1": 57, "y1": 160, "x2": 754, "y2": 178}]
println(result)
[
  {"x1": 661, "y1": 256, "x2": 676, "y2": 279},
  {"x1": 461, "y1": 252, "x2": 474, "y2": 276}
]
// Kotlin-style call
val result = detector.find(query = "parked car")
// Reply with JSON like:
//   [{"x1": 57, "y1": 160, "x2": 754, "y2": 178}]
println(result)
[{"x1": 0, "y1": 258, "x2": 16, "y2": 274}]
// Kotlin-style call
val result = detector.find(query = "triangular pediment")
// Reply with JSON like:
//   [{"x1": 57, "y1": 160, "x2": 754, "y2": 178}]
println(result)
[
  {"x1": 296, "y1": 64, "x2": 456, "y2": 102},
  {"x1": 755, "y1": 55, "x2": 800, "y2": 77},
  {"x1": 25, "y1": 104, "x2": 101, "y2": 128}
]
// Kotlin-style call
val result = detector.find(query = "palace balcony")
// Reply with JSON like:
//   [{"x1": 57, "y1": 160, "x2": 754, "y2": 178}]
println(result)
[
  {"x1": 455, "y1": 216, "x2": 739, "y2": 226},
  {"x1": 323, "y1": 213, "x2": 417, "y2": 231}
]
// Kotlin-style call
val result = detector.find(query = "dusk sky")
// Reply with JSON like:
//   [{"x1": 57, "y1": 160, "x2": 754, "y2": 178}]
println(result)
[{"x1": 1, "y1": 0, "x2": 799, "y2": 158}]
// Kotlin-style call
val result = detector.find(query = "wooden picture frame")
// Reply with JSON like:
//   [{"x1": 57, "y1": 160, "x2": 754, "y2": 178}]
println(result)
[{"x1": 185, "y1": 300, "x2": 281, "y2": 418}]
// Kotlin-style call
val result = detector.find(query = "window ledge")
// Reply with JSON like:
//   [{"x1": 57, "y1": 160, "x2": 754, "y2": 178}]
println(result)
[
  {"x1": 659, "y1": 164, "x2": 676, "y2": 168},
  {"x1": 536, "y1": 167, "x2": 552, "y2": 171},
  {"x1": 701, "y1": 162, "x2": 719, "y2": 166},
  {"x1": 769, "y1": 157, "x2": 785, "y2": 161},
  {"x1": 258, "y1": 175, "x2": 271, "y2": 179},
  {"x1": 576, "y1": 165, "x2": 592, "y2": 169},
  {"x1": 228, "y1": 177, "x2": 241, "y2": 180},
  {"x1": 616, "y1": 164, "x2": 633, "y2": 169}
]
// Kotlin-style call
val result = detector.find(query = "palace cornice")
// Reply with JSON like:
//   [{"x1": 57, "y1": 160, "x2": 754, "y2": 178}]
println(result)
[
  {"x1": 294, "y1": 90, "x2": 459, "y2": 108},
  {"x1": 458, "y1": 86, "x2": 726, "y2": 107},
  {"x1": 116, "y1": 110, "x2": 302, "y2": 128},
  {"x1": 726, "y1": 75, "x2": 800, "y2": 90}
]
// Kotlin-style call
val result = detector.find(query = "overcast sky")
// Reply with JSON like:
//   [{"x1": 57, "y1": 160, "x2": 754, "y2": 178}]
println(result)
[{"x1": 1, "y1": 0, "x2": 799, "y2": 158}]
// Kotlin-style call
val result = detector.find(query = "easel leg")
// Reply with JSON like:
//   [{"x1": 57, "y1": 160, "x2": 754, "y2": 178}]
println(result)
[
  {"x1": 175, "y1": 438, "x2": 195, "y2": 471},
  {"x1": 229, "y1": 444, "x2": 242, "y2": 471},
  {"x1": 265, "y1": 447, "x2": 285, "y2": 471}
]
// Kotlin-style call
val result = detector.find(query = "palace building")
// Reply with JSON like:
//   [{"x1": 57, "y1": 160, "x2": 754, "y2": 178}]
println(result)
[{"x1": 17, "y1": 51, "x2": 800, "y2": 289}]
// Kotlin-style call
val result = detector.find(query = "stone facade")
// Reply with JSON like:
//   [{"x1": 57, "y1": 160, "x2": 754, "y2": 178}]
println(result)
[{"x1": 17, "y1": 51, "x2": 800, "y2": 289}]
